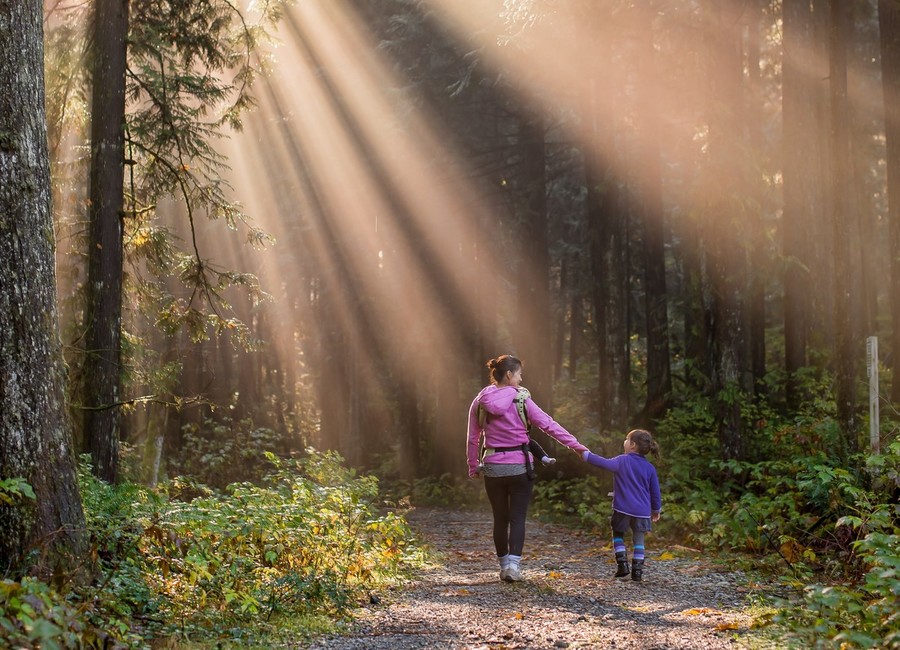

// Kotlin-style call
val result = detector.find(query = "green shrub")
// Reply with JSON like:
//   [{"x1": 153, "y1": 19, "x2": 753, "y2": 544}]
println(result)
[
  {"x1": 531, "y1": 474, "x2": 611, "y2": 531},
  {"x1": 0, "y1": 577, "x2": 86, "y2": 650},
  {"x1": 0, "y1": 449, "x2": 425, "y2": 649},
  {"x1": 774, "y1": 441, "x2": 900, "y2": 648},
  {"x1": 171, "y1": 414, "x2": 300, "y2": 489}
]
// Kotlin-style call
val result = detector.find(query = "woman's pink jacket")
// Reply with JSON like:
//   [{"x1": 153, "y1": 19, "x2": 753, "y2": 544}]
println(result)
[{"x1": 466, "y1": 385, "x2": 588, "y2": 478}]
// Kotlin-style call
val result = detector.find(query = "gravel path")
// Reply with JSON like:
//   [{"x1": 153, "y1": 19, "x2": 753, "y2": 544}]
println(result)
[{"x1": 306, "y1": 508, "x2": 778, "y2": 649}]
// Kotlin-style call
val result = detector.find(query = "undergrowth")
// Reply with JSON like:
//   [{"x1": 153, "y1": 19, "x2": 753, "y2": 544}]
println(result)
[
  {"x1": 0, "y1": 449, "x2": 426, "y2": 649},
  {"x1": 529, "y1": 372, "x2": 900, "y2": 649}
]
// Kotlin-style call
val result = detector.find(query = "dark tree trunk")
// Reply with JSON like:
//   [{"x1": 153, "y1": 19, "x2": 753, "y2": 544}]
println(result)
[
  {"x1": 397, "y1": 379, "x2": 420, "y2": 481},
  {"x1": 680, "y1": 216, "x2": 711, "y2": 389},
  {"x1": 568, "y1": 259, "x2": 581, "y2": 380},
  {"x1": 879, "y1": 0, "x2": 900, "y2": 404},
  {"x1": 554, "y1": 258, "x2": 568, "y2": 382},
  {"x1": 810, "y1": 0, "x2": 835, "y2": 353},
  {"x1": 782, "y1": 0, "x2": 811, "y2": 405},
  {"x1": 634, "y1": 2, "x2": 672, "y2": 422},
  {"x1": 83, "y1": 0, "x2": 129, "y2": 483},
  {"x1": 707, "y1": 1, "x2": 750, "y2": 460},
  {"x1": 515, "y1": 108, "x2": 553, "y2": 407},
  {"x1": 578, "y1": 5, "x2": 629, "y2": 431},
  {"x1": 0, "y1": 0, "x2": 87, "y2": 575},
  {"x1": 847, "y1": 3, "x2": 877, "y2": 355},
  {"x1": 747, "y1": 0, "x2": 767, "y2": 395},
  {"x1": 829, "y1": 0, "x2": 860, "y2": 456}
]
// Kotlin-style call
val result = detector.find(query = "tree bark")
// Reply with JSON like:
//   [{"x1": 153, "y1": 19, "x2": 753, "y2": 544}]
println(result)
[
  {"x1": 829, "y1": 0, "x2": 860, "y2": 456},
  {"x1": 578, "y1": 4, "x2": 630, "y2": 430},
  {"x1": 706, "y1": 1, "x2": 750, "y2": 460},
  {"x1": 0, "y1": 0, "x2": 87, "y2": 575},
  {"x1": 879, "y1": 0, "x2": 900, "y2": 404},
  {"x1": 634, "y1": 2, "x2": 672, "y2": 422},
  {"x1": 515, "y1": 108, "x2": 553, "y2": 407},
  {"x1": 83, "y1": 0, "x2": 129, "y2": 483},
  {"x1": 746, "y1": 0, "x2": 767, "y2": 395},
  {"x1": 568, "y1": 259, "x2": 581, "y2": 380},
  {"x1": 782, "y1": 0, "x2": 814, "y2": 406}
]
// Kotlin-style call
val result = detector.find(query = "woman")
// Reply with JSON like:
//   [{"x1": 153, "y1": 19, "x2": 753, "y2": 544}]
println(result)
[{"x1": 466, "y1": 354, "x2": 588, "y2": 582}]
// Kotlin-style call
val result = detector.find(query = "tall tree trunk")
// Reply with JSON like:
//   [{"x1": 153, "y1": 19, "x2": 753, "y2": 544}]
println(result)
[
  {"x1": 848, "y1": 3, "x2": 877, "y2": 347},
  {"x1": 879, "y1": 0, "x2": 900, "y2": 404},
  {"x1": 0, "y1": 0, "x2": 87, "y2": 574},
  {"x1": 568, "y1": 258, "x2": 581, "y2": 380},
  {"x1": 829, "y1": 0, "x2": 860, "y2": 456},
  {"x1": 635, "y1": 2, "x2": 672, "y2": 422},
  {"x1": 83, "y1": 0, "x2": 129, "y2": 483},
  {"x1": 746, "y1": 0, "x2": 767, "y2": 395},
  {"x1": 680, "y1": 216, "x2": 711, "y2": 389},
  {"x1": 810, "y1": 0, "x2": 835, "y2": 353},
  {"x1": 578, "y1": 4, "x2": 629, "y2": 431},
  {"x1": 554, "y1": 258, "x2": 568, "y2": 382},
  {"x1": 706, "y1": 1, "x2": 749, "y2": 460},
  {"x1": 782, "y1": 0, "x2": 814, "y2": 406},
  {"x1": 515, "y1": 108, "x2": 553, "y2": 406}
]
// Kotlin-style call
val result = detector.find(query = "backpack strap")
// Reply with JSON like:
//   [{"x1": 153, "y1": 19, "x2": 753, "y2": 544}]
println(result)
[
  {"x1": 514, "y1": 387, "x2": 531, "y2": 431},
  {"x1": 477, "y1": 387, "x2": 530, "y2": 430}
]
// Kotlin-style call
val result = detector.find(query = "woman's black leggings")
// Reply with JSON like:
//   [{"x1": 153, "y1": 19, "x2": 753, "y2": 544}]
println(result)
[{"x1": 484, "y1": 473, "x2": 533, "y2": 556}]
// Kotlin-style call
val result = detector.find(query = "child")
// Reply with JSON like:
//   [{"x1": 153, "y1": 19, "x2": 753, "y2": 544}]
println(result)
[{"x1": 582, "y1": 429, "x2": 661, "y2": 582}]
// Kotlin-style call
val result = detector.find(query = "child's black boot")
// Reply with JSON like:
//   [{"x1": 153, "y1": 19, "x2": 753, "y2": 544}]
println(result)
[
  {"x1": 631, "y1": 559, "x2": 644, "y2": 582},
  {"x1": 614, "y1": 552, "x2": 630, "y2": 578}
]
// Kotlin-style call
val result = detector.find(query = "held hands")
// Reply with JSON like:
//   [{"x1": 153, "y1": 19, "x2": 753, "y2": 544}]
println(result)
[{"x1": 581, "y1": 450, "x2": 591, "y2": 461}]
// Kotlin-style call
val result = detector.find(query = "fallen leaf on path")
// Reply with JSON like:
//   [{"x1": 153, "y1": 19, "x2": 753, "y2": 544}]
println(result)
[
  {"x1": 441, "y1": 588, "x2": 472, "y2": 596},
  {"x1": 669, "y1": 544, "x2": 702, "y2": 554},
  {"x1": 715, "y1": 622, "x2": 740, "y2": 631},
  {"x1": 683, "y1": 607, "x2": 719, "y2": 616}
]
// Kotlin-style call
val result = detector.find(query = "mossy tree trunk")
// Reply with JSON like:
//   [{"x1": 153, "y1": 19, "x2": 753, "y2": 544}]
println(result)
[{"x1": 0, "y1": 0, "x2": 88, "y2": 576}]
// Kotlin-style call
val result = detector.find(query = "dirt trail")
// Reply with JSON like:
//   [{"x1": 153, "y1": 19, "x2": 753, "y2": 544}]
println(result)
[{"x1": 306, "y1": 507, "x2": 777, "y2": 649}]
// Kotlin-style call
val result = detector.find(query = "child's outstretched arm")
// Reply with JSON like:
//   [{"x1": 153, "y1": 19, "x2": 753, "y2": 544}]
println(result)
[{"x1": 581, "y1": 450, "x2": 619, "y2": 472}]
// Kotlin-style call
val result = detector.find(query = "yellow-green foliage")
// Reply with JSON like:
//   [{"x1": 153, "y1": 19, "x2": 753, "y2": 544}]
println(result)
[{"x1": 0, "y1": 449, "x2": 425, "y2": 649}]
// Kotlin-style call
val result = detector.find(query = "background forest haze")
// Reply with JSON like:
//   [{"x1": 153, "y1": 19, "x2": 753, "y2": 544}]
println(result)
[
  {"x1": 2, "y1": 0, "x2": 900, "y2": 647},
  {"x1": 62, "y1": 0, "x2": 899, "y2": 480},
  {"x1": 28, "y1": 0, "x2": 900, "y2": 522}
]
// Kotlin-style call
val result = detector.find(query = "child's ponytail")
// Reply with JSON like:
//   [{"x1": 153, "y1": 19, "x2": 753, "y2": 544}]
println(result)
[{"x1": 627, "y1": 429, "x2": 661, "y2": 460}]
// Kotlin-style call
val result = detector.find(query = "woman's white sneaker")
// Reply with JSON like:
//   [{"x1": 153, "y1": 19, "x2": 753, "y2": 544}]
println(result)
[{"x1": 503, "y1": 565, "x2": 523, "y2": 582}]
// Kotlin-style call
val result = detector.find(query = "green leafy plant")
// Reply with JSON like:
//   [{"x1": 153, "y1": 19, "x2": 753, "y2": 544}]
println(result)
[
  {"x1": 770, "y1": 441, "x2": 900, "y2": 648},
  {"x1": 1, "y1": 450, "x2": 425, "y2": 649},
  {"x1": 0, "y1": 477, "x2": 36, "y2": 505},
  {"x1": 0, "y1": 577, "x2": 88, "y2": 650}
]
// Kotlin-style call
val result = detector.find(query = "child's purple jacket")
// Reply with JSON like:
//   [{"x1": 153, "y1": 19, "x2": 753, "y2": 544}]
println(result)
[
  {"x1": 584, "y1": 451, "x2": 661, "y2": 518},
  {"x1": 466, "y1": 385, "x2": 587, "y2": 478}
]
